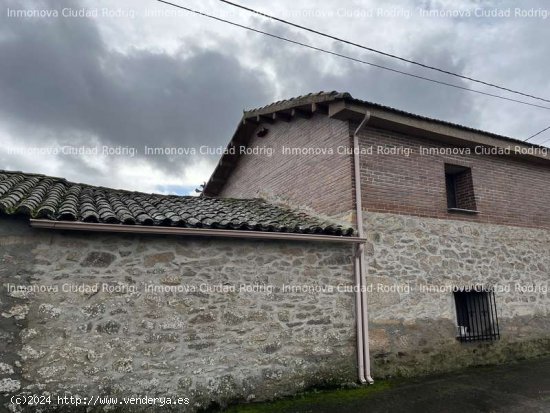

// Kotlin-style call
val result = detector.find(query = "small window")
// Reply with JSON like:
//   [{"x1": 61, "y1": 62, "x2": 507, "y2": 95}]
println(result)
[
  {"x1": 445, "y1": 164, "x2": 477, "y2": 213},
  {"x1": 454, "y1": 288, "x2": 500, "y2": 342}
]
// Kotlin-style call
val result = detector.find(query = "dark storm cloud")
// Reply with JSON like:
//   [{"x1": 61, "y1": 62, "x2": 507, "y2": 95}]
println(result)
[
  {"x1": 0, "y1": 0, "x2": 271, "y2": 175},
  {"x1": 1, "y1": 0, "x2": 549, "y2": 189},
  {"x1": 250, "y1": 18, "x2": 479, "y2": 128}
]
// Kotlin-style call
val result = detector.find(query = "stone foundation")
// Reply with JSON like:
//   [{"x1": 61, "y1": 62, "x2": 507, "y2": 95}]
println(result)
[
  {"x1": 0, "y1": 217, "x2": 357, "y2": 411},
  {"x1": 364, "y1": 212, "x2": 550, "y2": 377},
  {"x1": 2, "y1": 212, "x2": 550, "y2": 410}
]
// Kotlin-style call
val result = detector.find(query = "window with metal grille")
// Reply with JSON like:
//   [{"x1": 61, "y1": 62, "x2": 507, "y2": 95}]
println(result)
[{"x1": 454, "y1": 288, "x2": 500, "y2": 342}]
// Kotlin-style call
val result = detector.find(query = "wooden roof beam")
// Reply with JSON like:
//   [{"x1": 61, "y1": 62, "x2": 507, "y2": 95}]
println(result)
[
  {"x1": 291, "y1": 108, "x2": 312, "y2": 119},
  {"x1": 256, "y1": 114, "x2": 274, "y2": 124},
  {"x1": 242, "y1": 117, "x2": 260, "y2": 125},
  {"x1": 272, "y1": 112, "x2": 291, "y2": 122}
]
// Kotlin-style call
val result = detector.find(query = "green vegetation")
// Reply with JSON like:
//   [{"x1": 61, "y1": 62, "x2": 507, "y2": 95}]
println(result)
[{"x1": 223, "y1": 381, "x2": 393, "y2": 413}]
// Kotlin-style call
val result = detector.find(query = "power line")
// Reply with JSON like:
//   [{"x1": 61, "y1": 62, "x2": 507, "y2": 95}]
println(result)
[
  {"x1": 155, "y1": 0, "x2": 550, "y2": 111},
  {"x1": 219, "y1": 0, "x2": 550, "y2": 105},
  {"x1": 525, "y1": 124, "x2": 550, "y2": 142}
]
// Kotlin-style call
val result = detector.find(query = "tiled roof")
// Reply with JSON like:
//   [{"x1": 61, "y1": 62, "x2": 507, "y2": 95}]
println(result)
[
  {"x1": 245, "y1": 91, "x2": 344, "y2": 117},
  {"x1": 244, "y1": 91, "x2": 542, "y2": 149},
  {"x1": 205, "y1": 90, "x2": 546, "y2": 196},
  {"x1": 0, "y1": 171, "x2": 354, "y2": 236}
]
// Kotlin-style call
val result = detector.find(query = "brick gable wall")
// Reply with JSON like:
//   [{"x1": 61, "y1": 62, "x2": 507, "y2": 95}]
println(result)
[
  {"x1": 218, "y1": 115, "x2": 550, "y2": 231},
  {"x1": 219, "y1": 114, "x2": 355, "y2": 218}
]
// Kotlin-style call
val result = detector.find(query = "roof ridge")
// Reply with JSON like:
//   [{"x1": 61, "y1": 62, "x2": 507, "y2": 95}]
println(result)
[
  {"x1": 0, "y1": 169, "x2": 197, "y2": 199},
  {"x1": 244, "y1": 90, "x2": 347, "y2": 114}
]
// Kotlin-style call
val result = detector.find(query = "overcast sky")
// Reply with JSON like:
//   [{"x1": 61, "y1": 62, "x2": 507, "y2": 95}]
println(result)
[{"x1": 1, "y1": 0, "x2": 549, "y2": 194}]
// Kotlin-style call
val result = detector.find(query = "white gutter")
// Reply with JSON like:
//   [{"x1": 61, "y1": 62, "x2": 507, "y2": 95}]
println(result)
[
  {"x1": 29, "y1": 219, "x2": 366, "y2": 244},
  {"x1": 353, "y1": 112, "x2": 374, "y2": 384}
]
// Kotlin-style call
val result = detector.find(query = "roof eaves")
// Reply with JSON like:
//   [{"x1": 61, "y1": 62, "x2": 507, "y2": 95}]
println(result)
[
  {"x1": 246, "y1": 91, "x2": 546, "y2": 150},
  {"x1": 0, "y1": 170, "x2": 355, "y2": 236},
  {"x1": 205, "y1": 90, "x2": 550, "y2": 196},
  {"x1": 30, "y1": 219, "x2": 363, "y2": 243}
]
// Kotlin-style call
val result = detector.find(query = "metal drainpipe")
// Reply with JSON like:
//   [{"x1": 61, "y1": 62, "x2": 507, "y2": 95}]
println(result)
[
  {"x1": 353, "y1": 250, "x2": 366, "y2": 383},
  {"x1": 353, "y1": 112, "x2": 374, "y2": 384}
]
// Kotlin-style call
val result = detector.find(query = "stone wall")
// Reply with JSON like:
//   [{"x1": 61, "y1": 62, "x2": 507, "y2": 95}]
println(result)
[
  {"x1": 3, "y1": 211, "x2": 549, "y2": 410},
  {"x1": 0, "y1": 217, "x2": 357, "y2": 411},
  {"x1": 364, "y1": 212, "x2": 550, "y2": 377}
]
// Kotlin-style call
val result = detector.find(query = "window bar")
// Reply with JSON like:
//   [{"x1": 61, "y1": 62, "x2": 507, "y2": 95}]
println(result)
[
  {"x1": 474, "y1": 289, "x2": 483, "y2": 340},
  {"x1": 489, "y1": 288, "x2": 498, "y2": 341},
  {"x1": 481, "y1": 290, "x2": 489, "y2": 340},
  {"x1": 453, "y1": 291, "x2": 463, "y2": 338},
  {"x1": 492, "y1": 290, "x2": 500, "y2": 339},
  {"x1": 488, "y1": 289, "x2": 496, "y2": 340},
  {"x1": 489, "y1": 290, "x2": 496, "y2": 340},
  {"x1": 460, "y1": 292, "x2": 466, "y2": 341},
  {"x1": 463, "y1": 293, "x2": 468, "y2": 341},
  {"x1": 471, "y1": 290, "x2": 478, "y2": 340},
  {"x1": 477, "y1": 291, "x2": 484, "y2": 340},
  {"x1": 468, "y1": 291, "x2": 473, "y2": 341},
  {"x1": 484, "y1": 289, "x2": 490, "y2": 339},
  {"x1": 480, "y1": 290, "x2": 488, "y2": 340},
  {"x1": 465, "y1": 291, "x2": 472, "y2": 341},
  {"x1": 467, "y1": 290, "x2": 474, "y2": 341},
  {"x1": 477, "y1": 291, "x2": 483, "y2": 340},
  {"x1": 485, "y1": 287, "x2": 495, "y2": 340},
  {"x1": 486, "y1": 287, "x2": 495, "y2": 340},
  {"x1": 472, "y1": 289, "x2": 480, "y2": 340},
  {"x1": 481, "y1": 291, "x2": 487, "y2": 339}
]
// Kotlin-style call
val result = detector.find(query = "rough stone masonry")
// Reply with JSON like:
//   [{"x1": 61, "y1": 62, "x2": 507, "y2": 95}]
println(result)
[
  {"x1": 0, "y1": 216, "x2": 357, "y2": 411},
  {"x1": 364, "y1": 212, "x2": 550, "y2": 377}
]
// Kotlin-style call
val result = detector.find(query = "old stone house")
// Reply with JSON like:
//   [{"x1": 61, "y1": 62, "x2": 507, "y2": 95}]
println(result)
[
  {"x1": 0, "y1": 91, "x2": 549, "y2": 411},
  {"x1": 204, "y1": 91, "x2": 550, "y2": 377}
]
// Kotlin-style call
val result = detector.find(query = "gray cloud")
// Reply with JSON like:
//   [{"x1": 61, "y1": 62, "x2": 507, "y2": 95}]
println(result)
[
  {"x1": 0, "y1": 0, "x2": 271, "y2": 177},
  {"x1": 250, "y1": 19, "x2": 478, "y2": 127},
  {"x1": 1, "y1": 0, "x2": 549, "y2": 190}
]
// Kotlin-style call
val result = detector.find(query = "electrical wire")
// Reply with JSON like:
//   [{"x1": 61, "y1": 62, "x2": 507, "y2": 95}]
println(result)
[
  {"x1": 155, "y1": 0, "x2": 550, "y2": 111},
  {"x1": 219, "y1": 0, "x2": 550, "y2": 105},
  {"x1": 526, "y1": 125, "x2": 550, "y2": 142}
]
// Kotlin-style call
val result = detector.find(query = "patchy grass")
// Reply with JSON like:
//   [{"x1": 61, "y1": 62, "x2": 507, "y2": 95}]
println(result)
[{"x1": 222, "y1": 381, "x2": 393, "y2": 413}]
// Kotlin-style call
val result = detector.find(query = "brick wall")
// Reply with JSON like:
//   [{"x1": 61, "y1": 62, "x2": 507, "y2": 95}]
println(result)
[
  {"x1": 219, "y1": 115, "x2": 354, "y2": 219},
  {"x1": 453, "y1": 168, "x2": 477, "y2": 210},
  {"x1": 219, "y1": 114, "x2": 550, "y2": 231},
  {"x1": 356, "y1": 124, "x2": 550, "y2": 230}
]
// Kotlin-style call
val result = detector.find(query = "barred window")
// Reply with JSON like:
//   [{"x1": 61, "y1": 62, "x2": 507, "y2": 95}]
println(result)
[{"x1": 454, "y1": 288, "x2": 500, "y2": 342}]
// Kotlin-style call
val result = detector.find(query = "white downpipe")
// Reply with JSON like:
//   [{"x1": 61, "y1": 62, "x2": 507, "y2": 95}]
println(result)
[
  {"x1": 354, "y1": 251, "x2": 367, "y2": 384},
  {"x1": 353, "y1": 112, "x2": 374, "y2": 384},
  {"x1": 359, "y1": 244, "x2": 374, "y2": 384}
]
